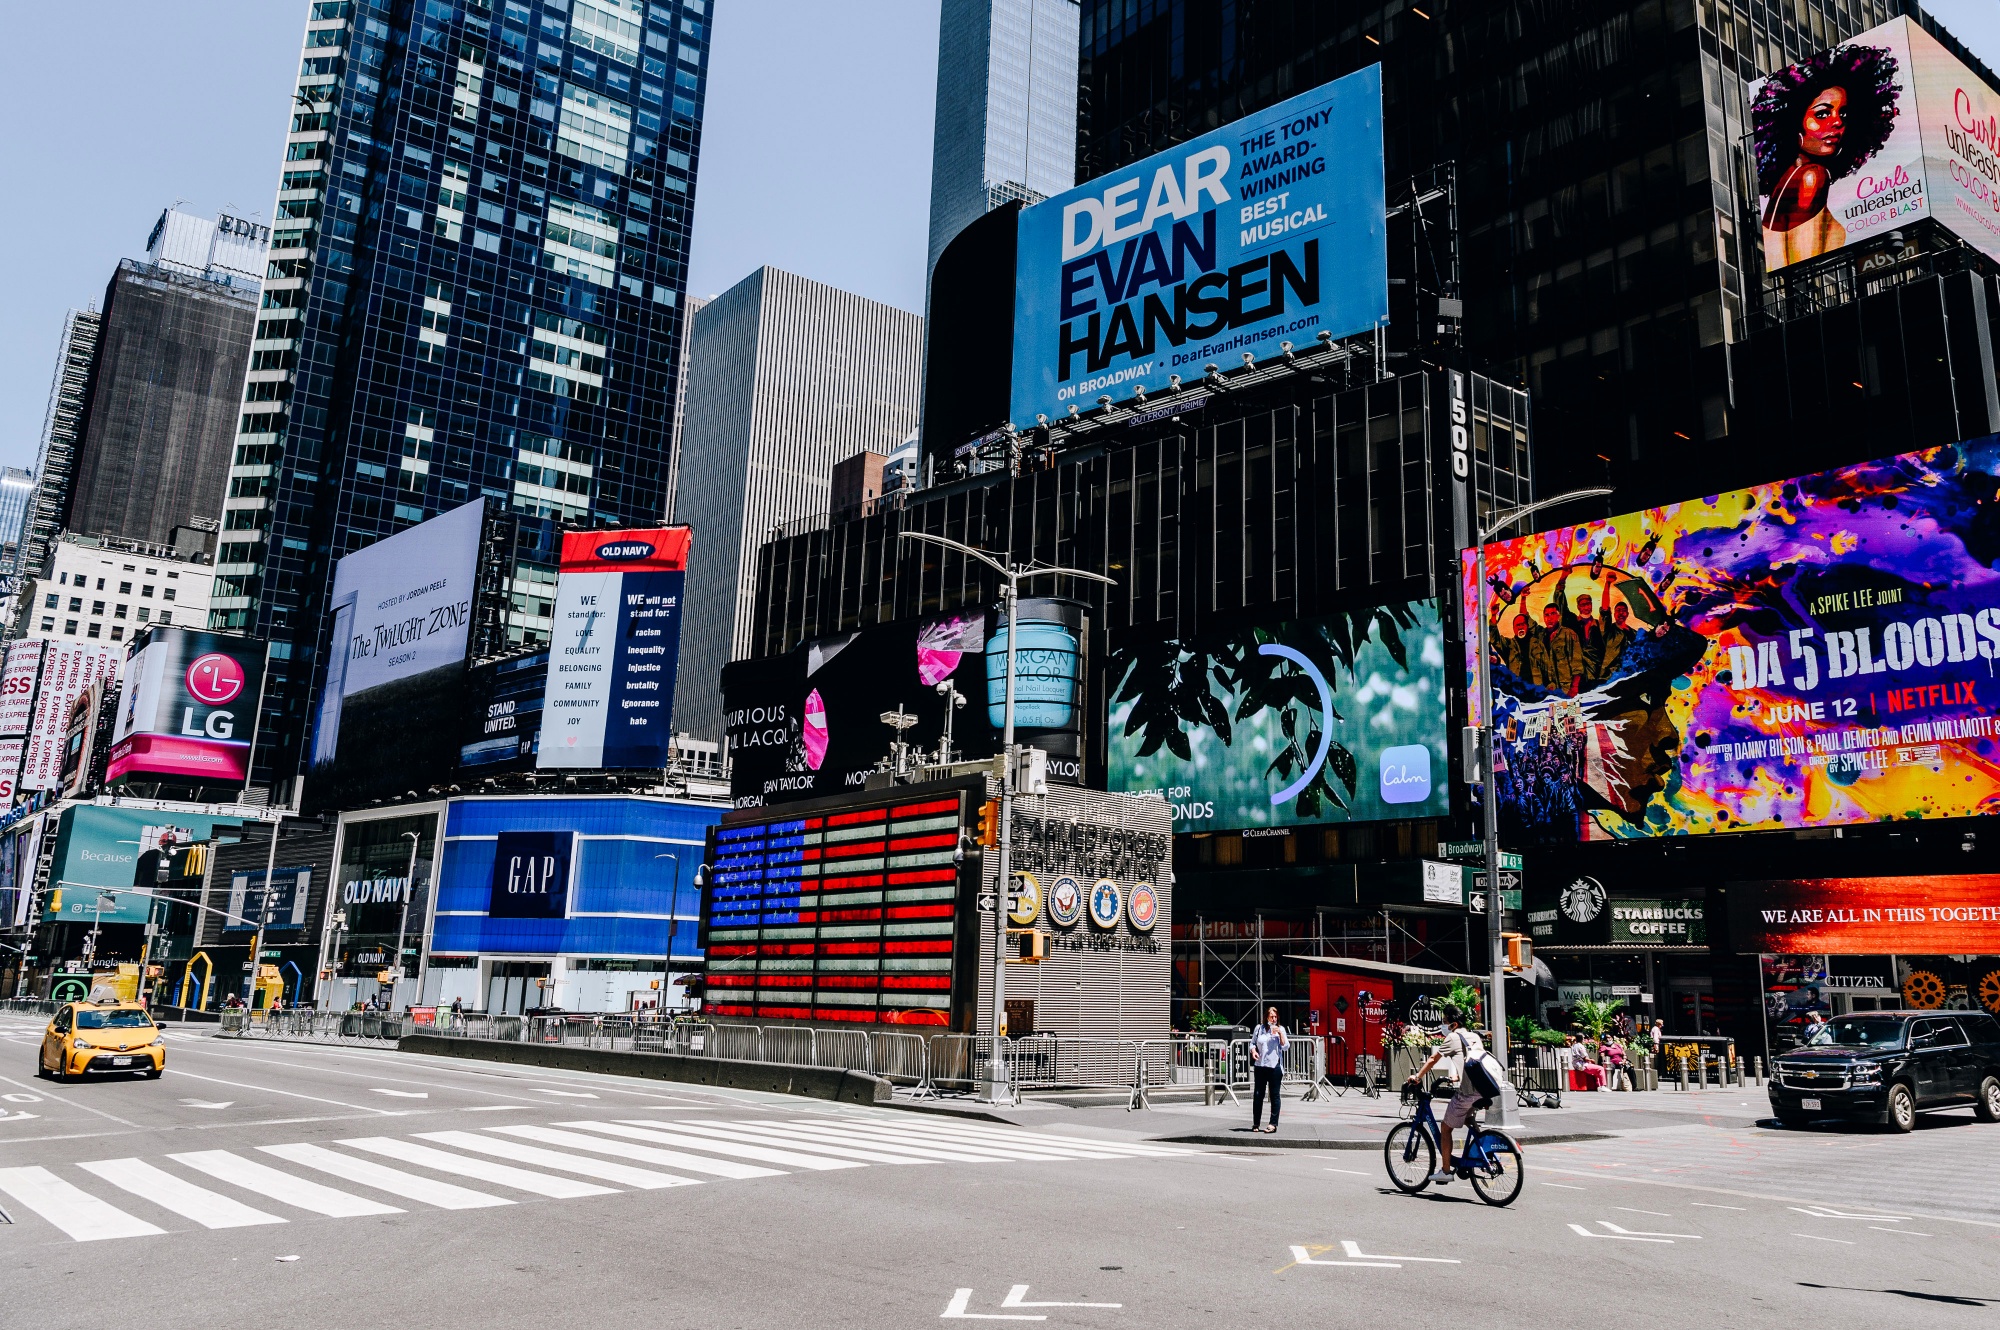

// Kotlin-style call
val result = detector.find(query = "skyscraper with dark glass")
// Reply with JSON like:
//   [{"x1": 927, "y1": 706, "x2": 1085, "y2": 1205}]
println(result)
[{"x1": 213, "y1": 0, "x2": 710, "y2": 801}]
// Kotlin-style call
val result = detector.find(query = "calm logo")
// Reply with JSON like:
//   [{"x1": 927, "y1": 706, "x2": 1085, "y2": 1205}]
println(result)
[{"x1": 1379, "y1": 745, "x2": 1433, "y2": 804}]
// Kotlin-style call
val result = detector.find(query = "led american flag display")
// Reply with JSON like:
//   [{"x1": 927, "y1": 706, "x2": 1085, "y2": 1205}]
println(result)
[{"x1": 704, "y1": 794, "x2": 967, "y2": 1025}]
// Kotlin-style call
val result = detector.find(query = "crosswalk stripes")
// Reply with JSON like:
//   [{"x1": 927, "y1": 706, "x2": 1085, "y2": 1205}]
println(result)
[
  {"x1": 258, "y1": 1143, "x2": 513, "y2": 1210},
  {"x1": 339, "y1": 1137, "x2": 617, "y2": 1199},
  {"x1": 0, "y1": 1166, "x2": 166, "y2": 1242},
  {"x1": 0, "y1": 1113, "x2": 1199, "y2": 1244},
  {"x1": 561, "y1": 1120, "x2": 869, "y2": 1171},
  {"x1": 76, "y1": 1159, "x2": 284, "y2": 1230},
  {"x1": 412, "y1": 1130, "x2": 701, "y2": 1189},
  {"x1": 171, "y1": 1150, "x2": 405, "y2": 1218},
  {"x1": 488, "y1": 1124, "x2": 787, "y2": 1180}
]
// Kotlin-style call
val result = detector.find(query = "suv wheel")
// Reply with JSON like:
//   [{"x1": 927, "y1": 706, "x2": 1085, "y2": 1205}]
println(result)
[
  {"x1": 1976, "y1": 1075, "x2": 2000, "y2": 1124},
  {"x1": 1885, "y1": 1083, "x2": 1917, "y2": 1133}
]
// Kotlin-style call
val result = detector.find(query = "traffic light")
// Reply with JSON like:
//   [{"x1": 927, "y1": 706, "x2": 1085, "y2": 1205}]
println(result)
[
  {"x1": 1504, "y1": 932, "x2": 1533, "y2": 971},
  {"x1": 976, "y1": 800, "x2": 999, "y2": 848},
  {"x1": 49, "y1": 889, "x2": 61, "y2": 912},
  {"x1": 1007, "y1": 929, "x2": 1047, "y2": 963}
]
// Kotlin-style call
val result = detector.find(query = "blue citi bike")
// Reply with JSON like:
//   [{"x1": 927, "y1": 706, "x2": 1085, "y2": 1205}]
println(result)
[{"x1": 1383, "y1": 1078, "x2": 1525, "y2": 1206}]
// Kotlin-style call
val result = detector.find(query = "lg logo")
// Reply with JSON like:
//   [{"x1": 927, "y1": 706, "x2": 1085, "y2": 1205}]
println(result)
[{"x1": 187, "y1": 653, "x2": 246, "y2": 704}]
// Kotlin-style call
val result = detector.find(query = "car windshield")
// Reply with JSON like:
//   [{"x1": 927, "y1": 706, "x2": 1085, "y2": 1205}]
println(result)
[
  {"x1": 1811, "y1": 1016, "x2": 1905, "y2": 1049},
  {"x1": 76, "y1": 1009, "x2": 155, "y2": 1030}
]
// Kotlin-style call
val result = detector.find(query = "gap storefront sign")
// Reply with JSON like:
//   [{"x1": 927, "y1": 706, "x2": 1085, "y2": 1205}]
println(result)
[{"x1": 430, "y1": 796, "x2": 720, "y2": 961}]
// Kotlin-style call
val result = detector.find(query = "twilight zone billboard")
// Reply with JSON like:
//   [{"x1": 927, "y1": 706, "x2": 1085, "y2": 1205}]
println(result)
[
  {"x1": 1009, "y1": 66, "x2": 1387, "y2": 426},
  {"x1": 1466, "y1": 435, "x2": 2000, "y2": 844},
  {"x1": 538, "y1": 526, "x2": 690, "y2": 770},
  {"x1": 309, "y1": 500, "x2": 483, "y2": 807},
  {"x1": 1107, "y1": 600, "x2": 1449, "y2": 830}
]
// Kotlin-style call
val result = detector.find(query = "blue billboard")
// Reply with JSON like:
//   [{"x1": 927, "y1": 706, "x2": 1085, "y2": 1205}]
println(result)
[{"x1": 1009, "y1": 67, "x2": 1388, "y2": 426}]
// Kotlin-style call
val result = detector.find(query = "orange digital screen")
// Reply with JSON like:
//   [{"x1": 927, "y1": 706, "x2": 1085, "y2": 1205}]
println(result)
[{"x1": 1730, "y1": 875, "x2": 2000, "y2": 954}]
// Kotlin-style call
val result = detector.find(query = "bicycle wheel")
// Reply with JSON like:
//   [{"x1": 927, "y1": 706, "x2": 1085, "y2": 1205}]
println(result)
[
  {"x1": 1467, "y1": 1129, "x2": 1524, "y2": 1207},
  {"x1": 1383, "y1": 1122, "x2": 1436, "y2": 1193}
]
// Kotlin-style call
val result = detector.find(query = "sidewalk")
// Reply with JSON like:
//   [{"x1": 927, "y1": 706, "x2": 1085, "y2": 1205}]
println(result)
[{"x1": 892, "y1": 1083, "x2": 1772, "y2": 1148}]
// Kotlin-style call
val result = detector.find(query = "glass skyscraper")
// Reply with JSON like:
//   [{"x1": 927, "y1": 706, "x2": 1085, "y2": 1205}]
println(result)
[
  {"x1": 214, "y1": 0, "x2": 710, "y2": 799},
  {"x1": 926, "y1": 0, "x2": 1079, "y2": 281}
]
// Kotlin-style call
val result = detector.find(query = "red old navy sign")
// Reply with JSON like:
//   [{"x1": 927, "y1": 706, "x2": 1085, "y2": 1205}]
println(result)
[{"x1": 107, "y1": 628, "x2": 266, "y2": 784}]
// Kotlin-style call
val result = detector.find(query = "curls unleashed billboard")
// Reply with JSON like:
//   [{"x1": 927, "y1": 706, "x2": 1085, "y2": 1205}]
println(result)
[
  {"x1": 1752, "y1": 16, "x2": 2000, "y2": 273},
  {"x1": 1467, "y1": 436, "x2": 2000, "y2": 844},
  {"x1": 1009, "y1": 67, "x2": 1387, "y2": 426}
]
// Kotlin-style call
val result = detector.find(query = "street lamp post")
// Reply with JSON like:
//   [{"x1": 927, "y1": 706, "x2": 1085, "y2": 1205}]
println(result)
[
  {"x1": 394, "y1": 830, "x2": 422, "y2": 1010},
  {"x1": 1472, "y1": 485, "x2": 1612, "y2": 1126},
  {"x1": 653, "y1": 853, "x2": 681, "y2": 1013},
  {"x1": 244, "y1": 815, "x2": 286, "y2": 1007},
  {"x1": 899, "y1": 530, "x2": 1115, "y2": 1105}
]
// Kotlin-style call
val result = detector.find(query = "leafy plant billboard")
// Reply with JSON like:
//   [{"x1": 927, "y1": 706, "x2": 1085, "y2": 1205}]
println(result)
[{"x1": 1106, "y1": 599, "x2": 1449, "y2": 831}]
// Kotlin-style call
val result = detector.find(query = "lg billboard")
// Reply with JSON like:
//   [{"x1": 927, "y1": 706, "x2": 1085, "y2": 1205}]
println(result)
[
  {"x1": 1010, "y1": 66, "x2": 1388, "y2": 426},
  {"x1": 107, "y1": 627, "x2": 265, "y2": 785}
]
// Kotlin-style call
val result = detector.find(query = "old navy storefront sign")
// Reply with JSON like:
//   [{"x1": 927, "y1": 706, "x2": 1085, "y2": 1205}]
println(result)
[
  {"x1": 1009, "y1": 65, "x2": 1387, "y2": 425},
  {"x1": 539, "y1": 527, "x2": 691, "y2": 770}
]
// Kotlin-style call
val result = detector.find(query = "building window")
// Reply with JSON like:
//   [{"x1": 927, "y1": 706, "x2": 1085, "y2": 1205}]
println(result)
[
  {"x1": 91, "y1": 601, "x2": 105, "y2": 615},
  {"x1": 163, "y1": 588, "x2": 177, "y2": 602},
  {"x1": 95, "y1": 578, "x2": 105, "y2": 590},
  {"x1": 86, "y1": 623, "x2": 101, "y2": 639},
  {"x1": 67, "y1": 597, "x2": 81, "y2": 612},
  {"x1": 168, "y1": 570, "x2": 180, "y2": 580},
  {"x1": 39, "y1": 617, "x2": 52, "y2": 632},
  {"x1": 43, "y1": 593, "x2": 55, "y2": 609},
  {"x1": 142, "y1": 585, "x2": 155, "y2": 598},
  {"x1": 138, "y1": 607, "x2": 150, "y2": 622},
  {"x1": 62, "y1": 619, "x2": 76, "y2": 634},
  {"x1": 110, "y1": 626, "x2": 124, "y2": 642},
  {"x1": 159, "y1": 611, "x2": 173, "y2": 624},
  {"x1": 118, "y1": 581, "x2": 132, "y2": 594},
  {"x1": 114, "y1": 604, "x2": 128, "y2": 620}
]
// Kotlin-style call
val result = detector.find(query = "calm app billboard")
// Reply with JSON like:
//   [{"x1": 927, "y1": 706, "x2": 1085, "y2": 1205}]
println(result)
[
  {"x1": 1010, "y1": 67, "x2": 1388, "y2": 426},
  {"x1": 538, "y1": 526, "x2": 691, "y2": 770},
  {"x1": 1106, "y1": 599, "x2": 1448, "y2": 830},
  {"x1": 1467, "y1": 435, "x2": 2000, "y2": 844}
]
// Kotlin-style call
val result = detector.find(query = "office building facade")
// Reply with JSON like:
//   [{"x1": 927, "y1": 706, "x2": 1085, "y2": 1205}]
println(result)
[
  {"x1": 14, "y1": 534, "x2": 211, "y2": 649},
  {"x1": 13, "y1": 310, "x2": 103, "y2": 604},
  {"x1": 1072, "y1": 0, "x2": 1993, "y2": 520},
  {"x1": 67, "y1": 217, "x2": 260, "y2": 555},
  {"x1": 672, "y1": 267, "x2": 924, "y2": 744},
  {"x1": 926, "y1": 0, "x2": 1080, "y2": 281},
  {"x1": 0, "y1": 467, "x2": 35, "y2": 577},
  {"x1": 212, "y1": 0, "x2": 711, "y2": 800}
]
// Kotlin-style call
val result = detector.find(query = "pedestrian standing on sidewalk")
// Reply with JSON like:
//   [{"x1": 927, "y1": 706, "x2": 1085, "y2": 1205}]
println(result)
[{"x1": 1251, "y1": 1006, "x2": 1289, "y2": 1134}]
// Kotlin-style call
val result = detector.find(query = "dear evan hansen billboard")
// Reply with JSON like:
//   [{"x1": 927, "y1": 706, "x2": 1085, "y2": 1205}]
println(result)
[
  {"x1": 538, "y1": 526, "x2": 690, "y2": 770},
  {"x1": 1009, "y1": 68, "x2": 1387, "y2": 426}
]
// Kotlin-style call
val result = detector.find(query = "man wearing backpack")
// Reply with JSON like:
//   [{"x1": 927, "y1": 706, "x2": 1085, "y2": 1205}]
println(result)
[{"x1": 1404, "y1": 1003, "x2": 1503, "y2": 1185}]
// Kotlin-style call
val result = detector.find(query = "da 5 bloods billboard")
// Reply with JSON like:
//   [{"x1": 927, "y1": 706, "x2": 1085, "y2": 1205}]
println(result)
[
  {"x1": 1467, "y1": 436, "x2": 2000, "y2": 844},
  {"x1": 1752, "y1": 15, "x2": 2000, "y2": 272}
]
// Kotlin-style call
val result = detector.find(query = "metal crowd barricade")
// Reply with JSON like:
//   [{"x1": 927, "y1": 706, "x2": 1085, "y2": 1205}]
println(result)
[{"x1": 869, "y1": 1030, "x2": 929, "y2": 1087}]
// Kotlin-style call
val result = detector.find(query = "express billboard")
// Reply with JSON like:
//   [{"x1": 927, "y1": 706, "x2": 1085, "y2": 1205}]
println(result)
[
  {"x1": 1009, "y1": 67, "x2": 1387, "y2": 426},
  {"x1": 1753, "y1": 15, "x2": 2000, "y2": 272},
  {"x1": 309, "y1": 500, "x2": 484, "y2": 806},
  {"x1": 0, "y1": 640, "x2": 44, "y2": 737},
  {"x1": 1467, "y1": 435, "x2": 2000, "y2": 844},
  {"x1": 107, "y1": 627, "x2": 265, "y2": 785},
  {"x1": 538, "y1": 526, "x2": 690, "y2": 770},
  {"x1": 1107, "y1": 599, "x2": 1448, "y2": 830},
  {"x1": 19, "y1": 643, "x2": 119, "y2": 793}
]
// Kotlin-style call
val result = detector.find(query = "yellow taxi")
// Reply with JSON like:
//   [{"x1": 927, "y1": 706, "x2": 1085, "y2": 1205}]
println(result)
[{"x1": 38, "y1": 1001, "x2": 165, "y2": 1081}]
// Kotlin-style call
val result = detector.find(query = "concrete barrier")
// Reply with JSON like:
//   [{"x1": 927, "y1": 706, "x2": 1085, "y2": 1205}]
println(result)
[{"x1": 398, "y1": 1033, "x2": 894, "y2": 1106}]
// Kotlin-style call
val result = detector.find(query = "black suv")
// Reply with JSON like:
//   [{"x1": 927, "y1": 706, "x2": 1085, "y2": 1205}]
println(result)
[{"x1": 1769, "y1": 1010, "x2": 2000, "y2": 1132}]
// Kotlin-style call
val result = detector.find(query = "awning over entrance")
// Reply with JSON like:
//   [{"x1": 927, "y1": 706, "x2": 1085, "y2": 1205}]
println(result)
[{"x1": 1282, "y1": 955, "x2": 1484, "y2": 984}]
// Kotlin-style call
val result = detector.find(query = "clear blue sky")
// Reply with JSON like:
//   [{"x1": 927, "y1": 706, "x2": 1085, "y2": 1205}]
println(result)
[{"x1": 1, "y1": 2, "x2": 1996, "y2": 476}]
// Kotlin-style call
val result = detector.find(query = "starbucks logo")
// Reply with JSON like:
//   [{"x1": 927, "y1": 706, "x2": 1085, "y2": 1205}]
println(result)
[{"x1": 1562, "y1": 876, "x2": 1606, "y2": 923}]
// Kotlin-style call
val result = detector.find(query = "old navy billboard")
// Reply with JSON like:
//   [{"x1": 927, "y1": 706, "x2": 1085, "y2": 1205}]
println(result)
[
  {"x1": 1010, "y1": 66, "x2": 1387, "y2": 426},
  {"x1": 538, "y1": 526, "x2": 690, "y2": 770},
  {"x1": 1467, "y1": 434, "x2": 2000, "y2": 845},
  {"x1": 108, "y1": 627, "x2": 265, "y2": 784}
]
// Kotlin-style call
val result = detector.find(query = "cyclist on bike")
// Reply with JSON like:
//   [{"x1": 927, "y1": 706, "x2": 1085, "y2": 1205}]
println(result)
[{"x1": 1404, "y1": 1003, "x2": 1488, "y2": 1185}]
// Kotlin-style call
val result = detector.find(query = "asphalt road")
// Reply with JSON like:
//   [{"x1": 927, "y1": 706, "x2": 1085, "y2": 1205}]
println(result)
[{"x1": 2, "y1": 1015, "x2": 1997, "y2": 1330}]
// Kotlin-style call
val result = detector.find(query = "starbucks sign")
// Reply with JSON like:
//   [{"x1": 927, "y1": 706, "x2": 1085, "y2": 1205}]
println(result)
[{"x1": 1609, "y1": 899, "x2": 1706, "y2": 946}]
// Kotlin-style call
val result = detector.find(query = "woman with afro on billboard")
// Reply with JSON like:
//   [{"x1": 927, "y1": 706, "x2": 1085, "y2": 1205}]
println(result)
[{"x1": 1753, "y1": 41, "x2": 1902, "y2": 270}]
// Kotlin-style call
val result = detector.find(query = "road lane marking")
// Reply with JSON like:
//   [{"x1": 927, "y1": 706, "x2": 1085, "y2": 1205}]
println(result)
[
  {"x1": 0, "y1": 1166, "x2": 164, "y2": 1241},
  {"x1": 1568, "y1": 1224, "x2": 1672, "y2": 1244},
  {"x1": 1286, "y1": 1244, "x2": 1397, "y2": 1268},
  {"x1": 582, "y1": 1120, "x2": 867, "y2": 1170},
  {"x1": 838, "y1": 1116, "x2": 1188, "y2": 1158},
  {"x1": 415, "y1": 1131, "x2": 702, "y2": 1189},
  {"x1": 941, "y1": 1288, "x2": 1045, "y2": 1320},
  {"x1": 1691, "y1": 1203, "x2": 1746, "y2": 1210},
  {"x1": 1543, "y1": 1183, "x2": 1585, "y2": 1190},
  {"x1": 789, "y1": 1118, "x2": 1098, "y2": 1162},
  {"x1": 339, "y1": 1137, "x2": 616, "y2": 1198},
  {"x1": 1790, "y1": 1204, "x2": 1910, "y2": 1221},
  {"x1": 643, "y1": 1119, "x2": 935, "y2": 1164},
  {"x1": 77, "y1": 1158, "x2": 285, "y2": 1229},
  {"x1": 0, "y1": 1071, "x2": 146, "y2": 1128},
  {"x1": 463, "y1": 1105, "x2": 530, "y2": 1112},
  {"x1": 750, "y1": 1121, "x2": 1021, "y2": 1163},
  {"x1": 531, "y1": 1088, "x2": 600, "y2": 1098},
  {"x1": 1002, "y1": 1285, "x2": 1122, "y2": 1308},
  {"x1": 489, "y1": 1125, "x2": 784, "y2": 1179},
  {"x1": 1615, "y1": 1208, "x2": 1670, "y2": 1217},
  {"x1": 171, "y1": 1150, "x2": 403, "y2": 1217},
  {"x1": 258, "y1": 1143, "x2": 511, "y2": 1209},
  {"x1": 1323, "y1": 1168, "x2": 1369, "y2": 1176},
  {"x1": 370, "y1": 1089, "x2": 429, "y2": 1098},
  {"x1": 1793, "y1": 1233, "x2": 1854, "y2": 1244},
  {"x1": 179, "y1": 1099, "x2": 235, "y2": 1109},
  {"x1": 163, "y1": 1068, "x2": 397, "y2": 1115}
]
